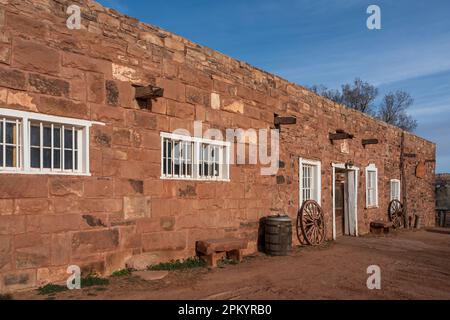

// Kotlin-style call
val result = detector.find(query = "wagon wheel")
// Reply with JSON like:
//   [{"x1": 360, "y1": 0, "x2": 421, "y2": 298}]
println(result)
[
  {"x1": 297, "y1": 200, "x2": 325, "y2": 246},
  {"x1": 389, "y1": 199, "x2": 404, "y2": 229}
]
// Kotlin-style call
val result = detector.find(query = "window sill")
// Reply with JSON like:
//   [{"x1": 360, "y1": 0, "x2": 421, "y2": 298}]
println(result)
[
  {"x1": 365, "y1": 205, "x2": 379, "y2": 209},
  {"x1": 0, "y1": 170, "x2": 91, "y2": 177},
  {"x1": 160, "y1": 176, "x2": 230, "y2": 182}
]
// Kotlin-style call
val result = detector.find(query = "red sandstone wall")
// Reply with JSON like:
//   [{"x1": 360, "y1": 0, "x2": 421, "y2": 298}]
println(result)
[{"x1": 0, "y1": 0, "x2": 436, "y2": 292}]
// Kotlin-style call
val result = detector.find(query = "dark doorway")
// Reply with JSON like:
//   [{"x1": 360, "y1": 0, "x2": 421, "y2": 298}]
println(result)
[{"x1": 334, "y1": 169, "x2": 346, "y2": 237}]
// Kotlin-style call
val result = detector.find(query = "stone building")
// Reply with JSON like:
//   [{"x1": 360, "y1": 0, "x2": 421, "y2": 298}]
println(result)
[
  {"x1": 435, "y1": 174, "x2": 450, "y2": 227},
  {"x1": 0, "y1": 0, "x2": 436, "y2": 292}
]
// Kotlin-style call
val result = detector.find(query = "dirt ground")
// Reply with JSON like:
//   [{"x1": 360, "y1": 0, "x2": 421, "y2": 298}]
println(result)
[{"x1": 12, "y1": 229, "x2": 450, "y2": 300}]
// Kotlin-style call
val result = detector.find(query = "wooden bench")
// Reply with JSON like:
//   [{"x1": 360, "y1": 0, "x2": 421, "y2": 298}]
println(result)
[
  {"x1": 370, "y1": 221, "x2": 393, "y2": 234},
  {"x1": 196, "y1": 238, "x2": 248, "y2": 267}
]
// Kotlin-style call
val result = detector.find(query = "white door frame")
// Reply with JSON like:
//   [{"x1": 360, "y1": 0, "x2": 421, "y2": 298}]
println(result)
[{"x1": 332, "y1": 163, "x2": 359, "y2": 240}]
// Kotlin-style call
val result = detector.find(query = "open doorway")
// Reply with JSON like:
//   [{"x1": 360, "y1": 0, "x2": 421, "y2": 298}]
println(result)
[{"x1": 332, "y1": 164, "x2": 359, "y2": 240}]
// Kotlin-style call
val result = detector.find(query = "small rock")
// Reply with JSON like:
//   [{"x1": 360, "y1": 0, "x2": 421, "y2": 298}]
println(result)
[{"x1": 134, "y1": 271, "x2": 169, "y2": 281}]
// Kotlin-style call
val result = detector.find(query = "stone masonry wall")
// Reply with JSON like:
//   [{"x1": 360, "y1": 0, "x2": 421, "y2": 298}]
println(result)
[{"x1": 0, "y1": 0, "x2": 436, "y2": 292}]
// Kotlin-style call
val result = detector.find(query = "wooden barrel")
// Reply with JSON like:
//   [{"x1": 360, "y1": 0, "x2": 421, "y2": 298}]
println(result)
[{"x1": 264, "y1": 215, "x2": 292, "y2": 256}]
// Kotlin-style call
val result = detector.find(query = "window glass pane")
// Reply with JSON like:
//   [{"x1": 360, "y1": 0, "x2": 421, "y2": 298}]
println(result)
[
  {"x1": 64, "y1": 150, "x2": 73, "y2": 170},
  {"x1": 31, "y1": 125, "x2": 40, "y2": 146},
  {"x1": 0, "y1": 121, "x2": 3, "y2": 142},
  {"x1": 43, "y1": 149, "x2": 51, "y2": 168},
  {"x1": 54, "y1": 150, "x2": 61, "y2": 169},
  {"x1": 74, "y1": 151, "x2": 78, "y2": 170},
  {"x1": 5, "y1": 122, "x2": 15, "y2": 144},
  {"x1": 64, "y1": 129, "x2": 73, "y2": 149},
  {"x1": 5, "y1": 146, "x2": 15, "y2": 167},
  {"x1": 43, "y1": 127, "x2": 51, "y2": 147},
  {"x1": 31, "y1": 147, "x2": 40, "y2": 168},
  {"x1": 167, "y1": 140, "x2": 172, "y2": 175},
  {"x1": 74, "y1": 130, "x2": 78, "y2": 149},
  {"x1": 173, "y1": 141, "x2": 180, "y2": 176},
  {"x1": 54, "y1": 127, "x2": 61, "y2": 148},
  {"x1": 0, "y1": 146, "x2": 3, "y2": 167}
]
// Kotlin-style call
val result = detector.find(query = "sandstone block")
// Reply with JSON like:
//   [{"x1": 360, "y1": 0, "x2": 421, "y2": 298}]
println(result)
[
  {"x1": 0, "y1": 176, "x2": 48, "y2": 198},
  {"x1": 15, "y1": 199, "x2": 49, "y2": 215},
  {"x1": 49, "y1": 178, "x2": 84, "y2": 197},
  {"x1": 222, "y1": 99, "x2": 244, "y2": 114},
  {"x1": 139, "y1": 31, "x2": 164, "y2": 47},
  {"x1": 0, "y1": 235, "x2": 11, "y2": 271},
  {"x1": 28, "y1": 73, "x2": 69, "y2": 97},
  {"x1": 167, "y1": 100, "x2": 195, "y2": 119},
  {"x1": 186, "y1": 85, "x2": 209, "y2": 107},
  {"x1": 6, "y1": 12, "x2": 47, "y2": 38},
  {"x1": 51, "y1": 233, "x2": 71, "y2": 266},
  {"x1": 15, "y1": 240, "x2": 51, "y2": 269},
  {"x1": 38, "y1": 96, "x2": 88, "y2": 119},
  {"x1": 0, "y1": 44, "x2": 11, "y2": 64},
  {"x1": 165, "y1": 37, "x2": 184, "y2": 51},
  {"x1": 36, "y1": 266, "x2": 68, "y2": 286},
  {"x1": 114, "y1": 179, "x2": 144, "y2": 196},
  {"x1": 63, "y1": 52, "x2": 112, "y2": 77},
  {"x1": 6, "y1": 90, "x2": 38, "y2": 111},
  {"x1": 0, "y1": 88, "x2": 6, "y2": 104},
  {"x1": 141, "y1": 231, "x2": 187, "y2": 252},
  {"x1": 124, "y1": 196, "x2": 151, "y2": 220},
  {"x1": 2, "y1": 270, "x2": 36, "y2": 292},
  {"x1": 119, "y1": 225, "x2": 142, "y2": 249},
  {"x1": 29, "y1": 214, "x2": 81, "y2": 234},
  {"x1": 156, "y1": 78, "x2": 185, "y2": 102},
  {"x1": 13, "y1": 39, "x2": 60, "y2": 75},
  {"x1": 106, "y1": 80, "x2": 119, "y2": 105},
  {"x1": 87, "y1": 72, "x2": 105, "y2": 103},
  {"x1": 0, "y1": 65, "x2": 26, "y2": 90},
  {"x1": 112, "y1": 63, "x2": 142, "y2": 83},
  {"x1": 90, "y1": 103, "x2": 125, "y2": 125},
  {"x1": 72, "y1": 229, "x2": 120, "y2": 256},
  {"x1": 0, "y1": 199, "x2": 13, "y2": 215},
  {"x1": 211, "y1": 92, "x2": 221, "y2": 110},
  {"x1": 84, "y1": 177, "x2": 113, "y2": 198}
]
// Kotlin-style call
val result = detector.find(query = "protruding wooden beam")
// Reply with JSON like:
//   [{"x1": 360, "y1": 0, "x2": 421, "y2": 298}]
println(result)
[
  {"x1": 403, "y1": 153, "x2": 417, "y2": 158},
  {"x1": 135, "y1": 85, "x2": 164, "y2": 99},
  {"x1": 362, "y1": 139, "x2": 379, "y2": 147},
  {"x1": 274, "y1": 116, "x2": 297, "y2": 126},
  {"x1": 329, "y1": 132, "x2": 354, "y2": 141}
]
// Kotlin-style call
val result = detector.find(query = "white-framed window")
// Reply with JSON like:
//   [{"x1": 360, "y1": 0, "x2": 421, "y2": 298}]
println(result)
[
  {"x1": 0, "y1": 108, "x2": 103, "y2": 176},
  {"x1": 161, "y1": 132, "x2": 230, "y2": 181},
  {"x1": 365, "y1": 164, "x2": 378, "y2": 208},
  {"x1": 299, "y1": 158, "x2": 321, "y2": 205},
  {"x1": 390, "y1": 179, "x2": 401, "y2": 201}
]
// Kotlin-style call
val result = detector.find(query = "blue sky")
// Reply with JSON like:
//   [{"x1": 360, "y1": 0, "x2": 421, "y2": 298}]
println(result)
[{"x1": 98, "y1": 0, "x2": 450, "y2": 173}]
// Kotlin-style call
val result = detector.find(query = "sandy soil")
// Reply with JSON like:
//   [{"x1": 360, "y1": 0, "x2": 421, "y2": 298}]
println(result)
[{"x1": 12, "y1": 229, "x2": 450, "y2": 300}]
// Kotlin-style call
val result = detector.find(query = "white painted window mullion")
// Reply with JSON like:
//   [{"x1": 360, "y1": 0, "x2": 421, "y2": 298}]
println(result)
[
  {"x1": 39, "y1": 122, "x2": 43, "y2": 171},
  {"x1": 51, "y1": 124, "x2": 54, "y2": 171},
  {"x1": 2, "y1": 118, "x2": 5, "y2": 169},
  {"x1": 72, "y1": 126, "x2": 75, "y2": 172},
  {"x1": 62, "y1": 125, "x2": 65, "y2": 171}
]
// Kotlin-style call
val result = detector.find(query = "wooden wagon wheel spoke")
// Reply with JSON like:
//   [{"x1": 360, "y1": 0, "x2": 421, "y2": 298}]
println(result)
[
  {"x1": 388, "y1": 199, "x2": 404, "y2": 229},
  {"x1": 297, "y1": 200, "x2": 326, "y2": 246}
]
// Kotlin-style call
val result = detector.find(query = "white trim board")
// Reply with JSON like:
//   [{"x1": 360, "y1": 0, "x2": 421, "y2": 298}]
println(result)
[{"x1": 332, "y1": 163, "x2": 359, "y2": 240}]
